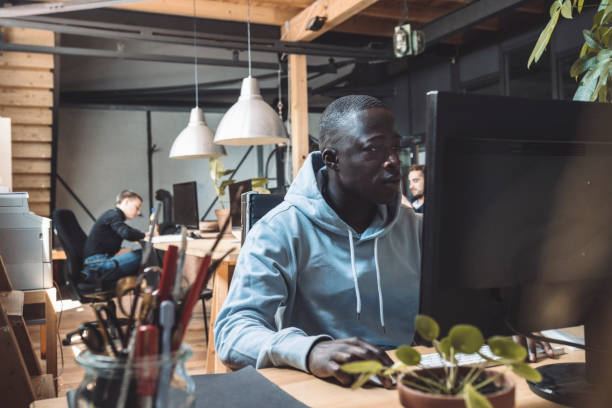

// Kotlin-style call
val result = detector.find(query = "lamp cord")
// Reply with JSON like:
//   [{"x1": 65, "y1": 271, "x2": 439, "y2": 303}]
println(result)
[
  {"x1": 247, "y1": 0, "x2": 252, "y2": 77},
  {"x1": 193, "y1": 0, "x2": 199, "y2": 107}
]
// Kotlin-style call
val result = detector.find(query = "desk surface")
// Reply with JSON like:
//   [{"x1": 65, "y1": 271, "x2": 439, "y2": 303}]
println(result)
[
  {"x1": 31, "y1": 348, "x2": 584, "y2": 407},
  {"x1": 152, "y1": 232, "x2": 240, "y2": 262}
]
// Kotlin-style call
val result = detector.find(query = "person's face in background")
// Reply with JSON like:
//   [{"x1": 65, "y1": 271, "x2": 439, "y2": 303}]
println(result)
[
  {"x1": 118, "y1": 197, "x2": 142, "y2": 219},
  {"x1": 333, "y1": 107, "x2": 402, "y2": 205},
  {"x1": 408, "y1": 170, "x2": 425, "y2": 200}
]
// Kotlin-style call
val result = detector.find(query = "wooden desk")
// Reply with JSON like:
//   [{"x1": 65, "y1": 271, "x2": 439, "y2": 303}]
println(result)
[
  {"x1": 30, "y1": 349, "x2": 586, "y2": 407},
  {"x1": 23, "y1": 287, "x2": 58, "y2": 394},
  {"x1": 153, "y1": 233, "x2": 240, "y2": 374}
]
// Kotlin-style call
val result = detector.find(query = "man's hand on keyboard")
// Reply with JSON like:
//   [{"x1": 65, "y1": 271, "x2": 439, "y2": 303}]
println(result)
[
  {"x1": 307, "y1": 337, "x2": 395, "y2": 389},
  {"x1": 513, "y1": 333, "x2": 555, "y2": 362}
]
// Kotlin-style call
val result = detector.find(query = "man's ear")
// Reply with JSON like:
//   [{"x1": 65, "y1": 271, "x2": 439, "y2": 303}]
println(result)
[{"x1": 322, "y1": 148, "x2": 339, "y2": 170}]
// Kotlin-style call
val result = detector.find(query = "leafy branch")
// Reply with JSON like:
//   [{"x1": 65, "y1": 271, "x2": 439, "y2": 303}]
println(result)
[{"x1": 529, "y1": 0, "x2": 612, "y2": 102}]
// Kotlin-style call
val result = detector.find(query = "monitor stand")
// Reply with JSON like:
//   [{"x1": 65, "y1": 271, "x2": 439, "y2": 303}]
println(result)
[
  {"x1": 528, "y1": 363, "x2": 594, "y2": 405},
  {"x1": 528, "y1": 317, "x2": 610, "y2": 407}
]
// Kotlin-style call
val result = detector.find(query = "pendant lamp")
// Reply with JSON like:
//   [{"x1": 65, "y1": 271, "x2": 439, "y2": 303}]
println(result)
[
  {"x1": 214, "y1": 0, "x2": 288, "y2": 146},
  {"x1": 169, "y1": 0, "x2": 226, "y2": 159}
]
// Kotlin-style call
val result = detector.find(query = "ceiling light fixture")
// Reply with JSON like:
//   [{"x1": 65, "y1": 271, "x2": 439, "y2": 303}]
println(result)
[
  {"x1": 169, "y1": 0, "x2": 225, "y2": 159},
  {"x1": 214, "y1": 0, "x2": 288, "y2": 146}
]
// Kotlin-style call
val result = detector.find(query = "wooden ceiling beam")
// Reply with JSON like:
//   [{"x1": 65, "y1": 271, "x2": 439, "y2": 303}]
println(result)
[
  {"x1": 281, "y1": 0, "x2": 381, "y2": 42},
  {"x1": 112, "y1": 0, "x2": 299, "y2": 26}
]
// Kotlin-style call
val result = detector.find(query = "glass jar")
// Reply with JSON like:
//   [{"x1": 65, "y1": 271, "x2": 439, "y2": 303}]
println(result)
[{"x1": 75, "y1": 343, "x2": 195, "y2": 408}]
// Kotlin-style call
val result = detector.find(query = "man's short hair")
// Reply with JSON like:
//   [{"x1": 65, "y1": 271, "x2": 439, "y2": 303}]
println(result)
[
  {"x1": 116, "y1": 189, "x2": 143, "y2": 204},
  {"x1": 319, "y1": 95, "x2": 387, "y2": 151},
  {"x1": 409, "y1": 164, "x2": 425, "y2": 177}
]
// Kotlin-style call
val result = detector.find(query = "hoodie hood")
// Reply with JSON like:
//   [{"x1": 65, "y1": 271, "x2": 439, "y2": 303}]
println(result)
[{"x1": 285, "y1": 152, "x2": 402, "y2": 240}]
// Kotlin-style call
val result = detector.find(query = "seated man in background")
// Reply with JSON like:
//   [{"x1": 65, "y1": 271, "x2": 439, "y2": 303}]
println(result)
[
  {"x1": 408, "y1": 164, "x2": 425, "y2": 214},
  {"x1": 83, "y1": 189, "x2": 146, "y2": 285},
  {"x1": 214, "y1": 95, "x2": 422, "y2": 388}
]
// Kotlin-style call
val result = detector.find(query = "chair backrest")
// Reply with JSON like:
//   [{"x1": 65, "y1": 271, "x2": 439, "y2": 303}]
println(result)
[
  {"x1": 52, "y1": 209, "x2": 88, "y2": 287},
  {"x1": 240, "y1": 192, "x2": 284, "y2": 244}
]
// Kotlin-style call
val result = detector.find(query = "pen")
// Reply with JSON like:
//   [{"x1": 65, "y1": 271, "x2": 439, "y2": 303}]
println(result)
[
  {"x1": 156, "y1": 300, "x2": 175, "y2": 408},
  {"x1": 171, "y1": 226, "x2": 188, "y2": 302},
  {"x1": 135, "y1": 325, "x2": 159, "y2": 408},
  {"x1": 158, "y1": 245, "x2": 178, "y2": 302}
]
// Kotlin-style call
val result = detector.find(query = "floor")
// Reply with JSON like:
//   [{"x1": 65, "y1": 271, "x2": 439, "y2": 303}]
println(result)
[{"x1": 27, "y1": 285, "x2": 210, "y2": 397}]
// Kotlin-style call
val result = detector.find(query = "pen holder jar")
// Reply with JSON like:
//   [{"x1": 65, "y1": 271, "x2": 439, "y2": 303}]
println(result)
[{"x1": 74, "y1": 343, "x2": 195, "y2": 408}]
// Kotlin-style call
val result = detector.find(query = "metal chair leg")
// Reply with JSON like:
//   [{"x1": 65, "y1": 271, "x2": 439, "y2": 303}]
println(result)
[{"x1": 201, "y1": 296, "x2": 209, "y2": 345}]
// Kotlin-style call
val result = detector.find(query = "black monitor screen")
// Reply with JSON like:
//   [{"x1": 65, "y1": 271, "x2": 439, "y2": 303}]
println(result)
[
  {"x1": 229, "y1": 180, "x2": 252, "y2": 227},
  {"x1": 421, "y1": 91, "x2": 612, "y2": 337},
  {"x1": 173, "y1": 181, "x2": 199, "y2": 229}
]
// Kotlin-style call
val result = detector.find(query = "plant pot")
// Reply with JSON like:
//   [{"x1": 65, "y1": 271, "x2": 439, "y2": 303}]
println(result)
[
  {"x1": 397, "y1": 367, "x2": 515, "y2": 408},
  {"x1": 215, "y1": 208, "x2": 232, "y2": 234}
]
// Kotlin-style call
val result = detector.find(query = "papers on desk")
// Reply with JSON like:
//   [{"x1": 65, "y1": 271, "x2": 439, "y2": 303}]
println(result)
[{"x1": 151, "y1": 234, "x2": 194, "y2": 244}]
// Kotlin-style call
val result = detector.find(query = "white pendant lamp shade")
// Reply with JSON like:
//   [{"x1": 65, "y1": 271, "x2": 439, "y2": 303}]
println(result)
[
  {"x1": 214, "y1": 77, "x2": 288, "y2": 145},
  {"x1": 169, "y1": 107, "x2": 226, "y2": 159}
]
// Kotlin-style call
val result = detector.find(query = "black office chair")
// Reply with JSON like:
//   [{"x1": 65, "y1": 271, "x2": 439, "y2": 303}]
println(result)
[
  {"x1": 240, "y1": 191, "x2": 284, "y2": 244},
  {"x1": 52, "y1": 209, "x2": 124, "y2": 345}
]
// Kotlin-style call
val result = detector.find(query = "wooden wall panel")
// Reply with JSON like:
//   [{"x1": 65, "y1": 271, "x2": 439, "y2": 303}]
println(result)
[
  {"x1": 12, "y1": 159, "x2": 51, "y2": 174},
  {"x1": 23, "y1": 189, "x2": 51, "y2": 203},
  {"x1": 0, "y1": 27, "x2": 54, "y2": 47},
  {"x1": 0, "y1": 107, "x2": 52, "y2": 125},
  {"x1": 0, "y1": 52, "x2": 54, "y2": 70},
  {"x1": 13, "y1": 174, "x2": 51, "y2": 189},
  {"x1": 28, "y1": 203, "x2": 50, "y2": 217},
  {"x1": 0, "y1": 89, "x2": 53, "y2": 108},
  {"x1": 12, "y1": 142, "x2": 52, "y2": 159},
  {"x1": 0, "y1": 69, "x2": 54, "y2": 89},
  {"x1": 11, "y1": 125, "x2": 52, "y2": 142}
]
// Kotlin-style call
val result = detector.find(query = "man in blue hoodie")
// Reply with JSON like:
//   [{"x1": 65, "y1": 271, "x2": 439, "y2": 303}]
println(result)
[{"x1": 214, "y1": 95, "x2": 422, "y2": 387}]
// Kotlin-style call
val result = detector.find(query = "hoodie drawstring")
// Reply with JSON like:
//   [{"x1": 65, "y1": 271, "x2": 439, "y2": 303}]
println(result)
[
  {"x1": 348, "y1": 230, "x2": 386, "y2": 332},
  {"x1": 374, "y1": 237, "x2": 385, "y2": 333},
  {"x1": 347, "y1": 229, "x2": 361, "y2": 320}
]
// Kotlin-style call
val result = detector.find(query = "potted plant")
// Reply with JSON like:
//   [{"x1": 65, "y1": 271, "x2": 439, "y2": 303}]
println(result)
[
  {"x1": 341, "y1": 315, "x2": 542, "y2": 408},
  {"x1": 209, "y1": 157, "x2": 269, "y2": 232}
]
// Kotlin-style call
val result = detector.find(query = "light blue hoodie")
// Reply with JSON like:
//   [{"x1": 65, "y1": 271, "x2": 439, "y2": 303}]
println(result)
[{"x1": 214, "y1": 152, "x2": 422, "y2": 372}]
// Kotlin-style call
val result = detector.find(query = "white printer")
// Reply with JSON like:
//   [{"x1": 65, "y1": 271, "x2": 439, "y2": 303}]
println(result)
[{"x1": 0, "y1": 192, "x2": 52, "y2": 290}]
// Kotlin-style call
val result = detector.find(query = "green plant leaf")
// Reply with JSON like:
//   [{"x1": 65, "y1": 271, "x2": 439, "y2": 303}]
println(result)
[
  {"x1": 561, "y1": 0, "x2": 572, "y2": 18},
  {"x1": 578, "y1": 0, "x2": 584, "y2": 13},
  {"x1": 221, "y1": 169, "x2": 234, "y2": 176},
  {"x1": 415, "y1": 314, "x2": 439, "y2": 341},
  {"x1": 583, "y1": 29, "x2": 602, "y2": 50},
  {"x1": 528, "y1": 9, "x2": 560, "y2": 68},
  {"x1": 510, "y1": 362, "x2": 543, "y2": 382},
  {"x1": 209, "y1": 157, "x2": 222, "y2": 182},
  {"x1": 251, "y1": 177, "x2": 268, "y2": 188},
  {"x1": 487, "y1": 336, "x2": 527, "y2": 361},
  {"x1": 570, "y1": 55, "x2": 597, "y2": 78},
  {"x1": 351, "y1": 372, "x2": 373, "y2": 390},
  {"x1": 396, "y1": 345, "x2": 421, "y2": 366},
  {"x1": 436, "y1": 336, "x2": 452, "y2": 360},
  {"x1": 253, "y1": 187, "x2": 271, "y2": 194},
  {"x1": 550, "y1": 0, "x2": 562, "y2": 17},
  {"x1": 463, "y1": 383, "x2": 493, "y2": 408},
  {"x1": 340, "y1": 360, "x2": 383, "y2": 374},
  {"x1": 449, "y1": 325, "x2": 484, "y2": 355}
]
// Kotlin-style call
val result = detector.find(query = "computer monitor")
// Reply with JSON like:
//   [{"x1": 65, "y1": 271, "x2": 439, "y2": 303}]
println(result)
[
  {"x1": 172, "y1": 181, "x2": 199, "y2": 229},
  {"x1": 229, "y1": 180, "x2": 252, "y2": 228},
  {"x1": 421, "y1": 91, "x2": 612, "y2": 405}
]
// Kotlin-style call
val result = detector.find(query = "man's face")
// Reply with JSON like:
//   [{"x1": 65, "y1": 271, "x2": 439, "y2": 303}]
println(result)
[
  {"x1": 121, "y1": 198, "x2": 142, "y2": 219},
  {"x1": 408, "y1": 170, "x2": 425, "y2": 200},
  {"x1": 333, "y1": 107, "x2": 402, "y2": 204}
]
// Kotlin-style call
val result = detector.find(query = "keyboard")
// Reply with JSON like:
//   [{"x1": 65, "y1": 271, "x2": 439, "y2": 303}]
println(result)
[{"x1": 419, "y1": 344, "x2": 566, "y2": 368}]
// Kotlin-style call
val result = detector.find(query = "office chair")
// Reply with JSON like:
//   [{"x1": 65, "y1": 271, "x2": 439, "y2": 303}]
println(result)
[
  {"x1": 240, "y1": 192, "x2": 284, "y2": 244},
  {"x1": 52, "y1": 209, "x2": 125, "y2": 346}
]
